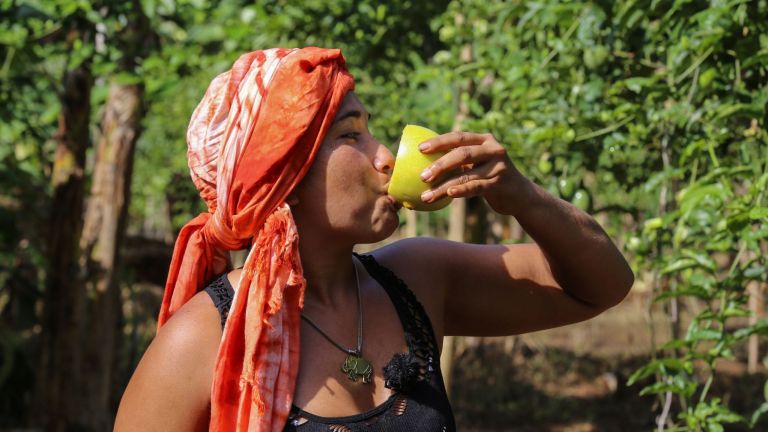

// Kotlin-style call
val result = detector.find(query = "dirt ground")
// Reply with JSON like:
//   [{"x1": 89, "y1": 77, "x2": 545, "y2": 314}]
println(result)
[{"x1": 449, "y1": 289, "x2": 768, "y2": 431}]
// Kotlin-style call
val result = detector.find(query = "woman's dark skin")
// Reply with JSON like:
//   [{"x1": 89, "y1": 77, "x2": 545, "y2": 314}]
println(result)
[{"x1": 114, "y1": 92, "x2": 634, "y2": 431}]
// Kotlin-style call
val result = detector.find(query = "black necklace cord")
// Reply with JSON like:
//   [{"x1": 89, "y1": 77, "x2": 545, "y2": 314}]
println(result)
[{"x1": 300, "y1": 257, "x2": 363, "y2": 357}]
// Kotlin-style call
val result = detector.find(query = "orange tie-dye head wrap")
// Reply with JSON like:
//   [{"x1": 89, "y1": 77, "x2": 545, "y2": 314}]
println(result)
[{"x1": 157, "y1": 47, "x2": 355, "y2": 431}]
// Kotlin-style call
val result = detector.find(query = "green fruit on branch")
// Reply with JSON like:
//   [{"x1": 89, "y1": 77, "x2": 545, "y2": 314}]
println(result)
[
  {"x1": 388, "y1": 125, "x2": 453, "y2": 211},
  {"x1": 626, "y1": 236, "x2": 643, "y2": 253},
  {"x1": 644, "y1": 217, "x2": 663, "y2": 232},
  {"x1": 572, "y1": 188, "x2": 591, "y2": 211},
  {"x1": 538, "y1": 152, "x2": 553, "y2": 175},
  {"x1": 546, "y1": 178, "x2": 561, "y2": 198},
  {"x1": 557, "y1": 178, "x2": 575, "y2": 200}
]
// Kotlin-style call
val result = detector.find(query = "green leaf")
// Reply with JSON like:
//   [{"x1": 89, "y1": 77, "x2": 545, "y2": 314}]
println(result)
[
  {"x1": 682, "y1": 249, "x2": 717, "y2": 271},
  {"x1": 638, "y1": 374, "x2": 697, "y2": 397},
  {"x1": 685, "y1": 327, "x2": 721, "y2": 342},
  {"x1": 698, "y1": 67, "x2": 717, "y2": 87},
  {"x1": 654, "y1": 286, "x2": 712, "y2": 302},
  {"x1": 752, "y1": 402, "x2": 768, "y2": 427},
  {"x1": 662, "y1": 258, "x2": 700, "y2": 275},
  {"x1": 622, "y1": 76, "x2": 658, "y2": 93},
  {"x1": 644, "y1": 217, "x2": 664, "y2": 232},
  {"x1": 727, "y1": 210, "x2": 751, "y2": 233},
  {"x1": 714, "y1": 103, "x2": 751, "y2": 120},
  {"x1": 661, "y1": 339, "x2": 688, "y2": 350},
  {"x1": 744, "y1": 264, "x2": 767, "y2": 281},
  {"x1": 678, "y1": 183, "x2": 727, "y2": 214},
  {"x1": 628, "y1": 357, "x2": 693, "y2": 386},
  {"x1": 113, "y1": 72, "x2": 142, "y2": 86},
  {"x1": 722, "y1": 305, "x2": 750, "y2": 318},
  {"x1": 714, "y1": 410, "x2": 746, "y2": 423},
  {"x1": 749, "y1": 207, "x2": 768, "y2": 221},
  {"x1": 763, "y1": 380, "x2": 768, "y2": 401}
]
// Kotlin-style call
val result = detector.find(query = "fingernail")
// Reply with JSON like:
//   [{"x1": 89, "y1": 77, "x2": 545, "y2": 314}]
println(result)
[
  {"x1": 419, "y1": 142, "x2": 430, "y2": 152},
  {"x1": 421, "y1": 190, "x2": 433, "y2": 202},
  {"x1": 420, "y1": 168, "x2": 433, "y2": 181}
]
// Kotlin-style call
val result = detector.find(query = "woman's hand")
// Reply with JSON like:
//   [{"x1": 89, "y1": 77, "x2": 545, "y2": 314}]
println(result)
[{"x1": 417, "y1": 131, "x2": 529, "y2": 215}]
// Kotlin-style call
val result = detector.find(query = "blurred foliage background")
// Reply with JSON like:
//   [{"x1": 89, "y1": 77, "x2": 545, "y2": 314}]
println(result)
[{"x1": 1, "y1": 0, "x2": 767, "y2": 430}]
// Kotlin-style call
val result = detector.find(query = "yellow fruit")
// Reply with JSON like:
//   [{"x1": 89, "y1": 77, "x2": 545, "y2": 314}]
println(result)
[{"x1": 388, "y1": 125, "x2": 452, "y2": 211}]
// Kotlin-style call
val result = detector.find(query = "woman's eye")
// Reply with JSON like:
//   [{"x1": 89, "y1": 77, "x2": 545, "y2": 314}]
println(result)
[{"x1": 340, "y1": 132, "x2": 360, "y2": 141}]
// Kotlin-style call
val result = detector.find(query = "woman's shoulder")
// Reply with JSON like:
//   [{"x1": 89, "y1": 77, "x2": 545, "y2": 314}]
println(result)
[
  {"x1": 368, "y1": 237, "x2": 456, "y2": 342},
  {"x1": 160, "y1": 289, "x2": 224, "y2": 342},
  {"x1": 368, "y1": 236, "x2": 461, "y2": 282},
  {"x1": 115, "y1": 290, "x2": 220, "y2": 430},
  {"x1": 140, "y1": 288, "x2": 222, "y2": 379}
]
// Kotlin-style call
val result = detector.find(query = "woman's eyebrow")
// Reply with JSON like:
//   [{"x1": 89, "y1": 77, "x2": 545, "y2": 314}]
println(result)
[{"x1": 333, "y1": 110, "x2": 371, "y2": 125}]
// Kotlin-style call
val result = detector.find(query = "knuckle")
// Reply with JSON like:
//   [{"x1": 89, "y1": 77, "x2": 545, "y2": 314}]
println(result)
[
  {"x1": 489, "y1": 144, "x2": 506, "y2": 156},
  {"x1": 461, "y1": 146, "x2": 472, "y2": 162},
  {"x1": 459, "y1": 174, "x2": 470, "y2": 185}
]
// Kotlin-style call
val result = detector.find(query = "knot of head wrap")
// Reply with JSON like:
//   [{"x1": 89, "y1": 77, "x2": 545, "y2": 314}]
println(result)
[
  {"x1": 157, "y1": 47, "x2": 354, "y2": 431},
  {"x1": 203, "y1": 211, "x2": 244, "y2": 250}
]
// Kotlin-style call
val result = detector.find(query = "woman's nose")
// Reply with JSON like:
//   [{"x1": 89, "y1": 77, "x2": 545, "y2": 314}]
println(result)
[{"x1": 374, "y1": 143, "x2": 395, "y2": 175}]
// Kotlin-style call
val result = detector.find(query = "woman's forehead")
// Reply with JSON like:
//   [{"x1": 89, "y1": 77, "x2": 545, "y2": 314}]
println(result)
[{"x1": 334, "y1": 92, "x2": 367, "y2": 121}]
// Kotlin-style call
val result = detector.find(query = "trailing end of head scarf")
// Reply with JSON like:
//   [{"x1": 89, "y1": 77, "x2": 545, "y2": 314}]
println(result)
[{"x1": 157, "y1": 47, "x2": 355, "y2": 431}]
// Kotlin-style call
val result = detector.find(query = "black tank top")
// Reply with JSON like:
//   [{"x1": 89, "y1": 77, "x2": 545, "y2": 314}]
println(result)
[{"x1": 204, "y1": 253, "x2": 456, "y2": 431}]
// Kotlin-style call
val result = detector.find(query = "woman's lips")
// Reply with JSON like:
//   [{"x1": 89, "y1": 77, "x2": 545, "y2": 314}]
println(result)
[{"x1": 386, "y1": 195, "x2": 403, "y2": 211}]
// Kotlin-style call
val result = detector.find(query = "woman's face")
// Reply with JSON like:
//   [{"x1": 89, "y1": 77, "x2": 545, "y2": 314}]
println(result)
[{"x1": 291, "y1": 92, "x2": 400, "y2": 244}]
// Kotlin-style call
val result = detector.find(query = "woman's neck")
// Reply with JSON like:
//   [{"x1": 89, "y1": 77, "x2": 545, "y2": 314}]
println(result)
[{"x1": 297, "y1": 232, "x2": 358, "y2": 308}]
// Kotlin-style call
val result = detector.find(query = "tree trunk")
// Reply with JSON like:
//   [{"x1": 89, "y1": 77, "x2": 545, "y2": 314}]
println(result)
[
  {"x1": 405, "y1": 210, "x2": 418, "y2": 238},
  {"x1": 37, "y1": 63, "x2": 93, "y2": 432},
  {"x1": 746, "y1": 245, "x2": 765, "y2": 374},
  {"x1": 508, "y1": 215, "x2": 526, "y2": 242},
  {"x1": 747, "y1": 281, "x2": 763, "y2": 374},
  {"x1": 78, "y1": 81, "x2": 143, "y2": 430},
  {"x1": 466, "y1": 196, "x2": 489, "y2": 244},
  {"x1": 441, "y1": 197, "x2": 464, "y2": 396},
  {"x1": 440, "y1": 38, "x2": 474, "y2": 398}
]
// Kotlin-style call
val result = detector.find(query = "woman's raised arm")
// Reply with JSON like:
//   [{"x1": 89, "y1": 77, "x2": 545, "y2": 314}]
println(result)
[{"x1": 375, "y1": 131, "x2": 634, "y2": 337}]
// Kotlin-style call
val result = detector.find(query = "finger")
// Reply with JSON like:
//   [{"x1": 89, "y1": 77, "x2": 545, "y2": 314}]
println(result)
[
  {"x1": 421, "y1": 143, "x2": 497, "y2": 183},
  {"x1": 445, "y1": 178, "x2": 497, "y2": 199},
  {"x1": 418, "y1": 131, "x2": 488, "y2": 154},
  {"x1": 421, "y1": 177, "x2": 495, "y2": 203},
  {"x1": 421, "y1": 166, "x2": 492, "y2": 203}
]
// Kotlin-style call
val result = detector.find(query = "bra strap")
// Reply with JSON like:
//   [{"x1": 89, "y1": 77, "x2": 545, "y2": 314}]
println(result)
[{"x1": 203, "y1": 274, "x2": 235, "y2": 329}]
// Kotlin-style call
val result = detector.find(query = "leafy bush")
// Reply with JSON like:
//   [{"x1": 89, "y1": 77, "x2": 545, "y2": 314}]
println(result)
[{"x1": 436, "y1": 0, "x2": 768, "y2": 428}]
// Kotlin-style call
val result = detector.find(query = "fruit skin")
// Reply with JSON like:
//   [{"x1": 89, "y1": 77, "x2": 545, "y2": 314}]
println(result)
[
  {"x1": 572, "y1": 188, "x2": 591, "y2": 211},
  {"x1": 557, "y1": 178, "x2": 575, "y2": 200},
  {"x1": 626, "y1": 236, "x2": 648, "y2": 254},
  {"x1": 388, "y1": 125, "x2": 453, "y2": 211},
  {"x1": 538, "y1": 152, "x2": 552, "y2": 174}
]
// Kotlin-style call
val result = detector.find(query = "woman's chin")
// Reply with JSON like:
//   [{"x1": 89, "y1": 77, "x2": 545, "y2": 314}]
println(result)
[
  {"x1": 363, "y1": 209, "x2": 399, "y2": 243},
  {"x1": 380, "y1": 217, "x2": 400, "y2": 238}
]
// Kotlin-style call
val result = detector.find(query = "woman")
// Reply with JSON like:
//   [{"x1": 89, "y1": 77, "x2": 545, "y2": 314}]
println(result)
[{"x1": 115, "y1": 47, "x2": 633, "y2": 431}]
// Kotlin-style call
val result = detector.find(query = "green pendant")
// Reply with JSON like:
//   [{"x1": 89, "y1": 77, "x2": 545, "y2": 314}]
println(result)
[{"x1": 341, "y1": 353, "x2": 373, "y2": 384}]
